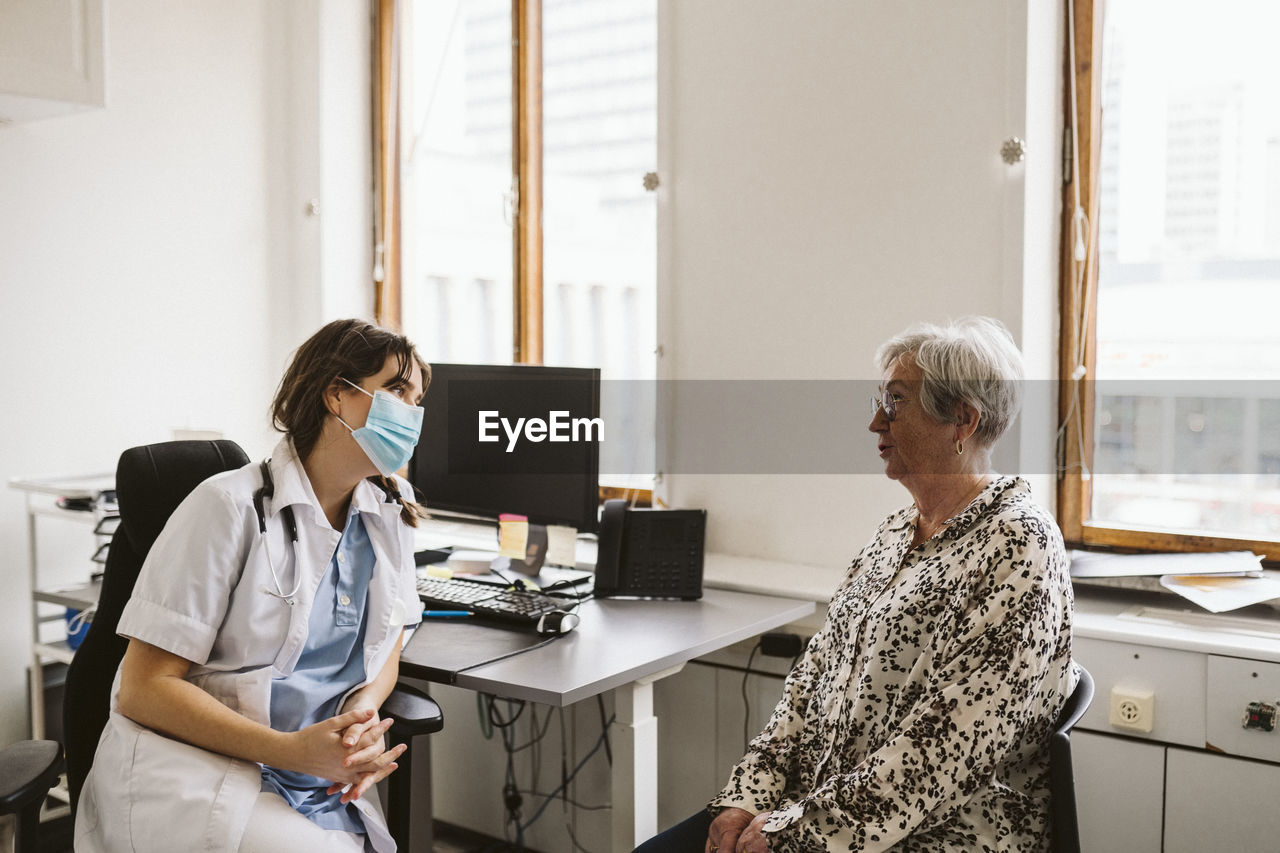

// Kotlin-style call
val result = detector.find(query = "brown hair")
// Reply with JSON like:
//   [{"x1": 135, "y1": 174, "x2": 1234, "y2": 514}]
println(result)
[{"x1": 272, "y1": 318, "x2": 431, "y2": 526}]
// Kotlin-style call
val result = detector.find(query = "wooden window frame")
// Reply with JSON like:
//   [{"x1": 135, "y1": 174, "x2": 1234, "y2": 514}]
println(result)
[
  {"x1": 373, "y1": 0, "x2": 543, "y2": 363},
  {"x1": 375, "y1": 0, "x2": 652, "y2": 506},
  {"x1": 513, "y1": 0, "x2": 543, "y2": 365},
  {"x1": 1057, "y1": 0, "x2": 1276, "y2": 561},
  {"x1": 373, "y1": 0, "x2": 401, "y2": 330}
]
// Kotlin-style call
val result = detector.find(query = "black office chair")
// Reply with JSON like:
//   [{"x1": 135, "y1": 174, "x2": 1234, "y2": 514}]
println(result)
[
  {"x1": 1, "y1": 440, "x2": 442, "y2": 851},
  {"x1": 0, "y1": 740, "x2": 64, "y2": 853},
  {"x1": 1049, "y1": 664, "x2": 1095, "y2": 853}
]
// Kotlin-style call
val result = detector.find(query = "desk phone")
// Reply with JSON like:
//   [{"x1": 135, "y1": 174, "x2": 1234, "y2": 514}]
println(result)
[{"x1": 593, "y1": 500, "x2": 706, "y2": 599}]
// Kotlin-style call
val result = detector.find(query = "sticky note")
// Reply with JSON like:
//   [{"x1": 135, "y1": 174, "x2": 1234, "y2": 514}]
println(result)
[
  {"x1": 498, "y1": 513, "x2": 529, "y2": 559},
  {"x1": 546, "y1": 525, "x2": 578, "y2": 567}
]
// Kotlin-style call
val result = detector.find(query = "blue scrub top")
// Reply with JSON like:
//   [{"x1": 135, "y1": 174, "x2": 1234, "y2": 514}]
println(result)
[{"x1": 261, "y1": 507, "x2": 374, "y2": 836}]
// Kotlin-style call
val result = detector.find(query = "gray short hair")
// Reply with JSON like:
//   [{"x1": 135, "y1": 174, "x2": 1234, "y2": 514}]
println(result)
[{"x1": 875, "y1": 316, "x2": 1025, "y2": 448}]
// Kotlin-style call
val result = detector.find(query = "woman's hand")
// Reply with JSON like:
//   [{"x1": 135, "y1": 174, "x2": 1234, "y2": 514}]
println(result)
[
  {"x1": 326, "y1": 742, "x2": 405, "y2": 805},
  {"x1": 326, "y1": 704, "x2": 405, "y2": 803},
  {"x1": 733, "y1": 812, "x2": 773, "y2": 852},
  {"x1": 315, "y1": 629, "x2": 409, "y2": 803},
  {"x1": 707, "y1": 807, "x2": 755, "y2": 852},
  {"x1": 336, "y1": 701, "x2": 391, "y2": 758},
  {"x1": 284, "y1": 709, "x2": 403, "y2": 791}
]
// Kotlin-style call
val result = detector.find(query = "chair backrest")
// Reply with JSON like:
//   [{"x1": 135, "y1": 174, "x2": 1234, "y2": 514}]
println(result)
[
  {"x1": 62, "y1": 439, "x2": 250, "y2": 811},
  {"x1": 1049, "y1": 664, "x2": 1095, "y2": 853}
]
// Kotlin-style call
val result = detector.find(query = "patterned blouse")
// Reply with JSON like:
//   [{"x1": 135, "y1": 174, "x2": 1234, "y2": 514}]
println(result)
[{"x1": 710, "y1": 476, "x2": 1075, "y2": 852}]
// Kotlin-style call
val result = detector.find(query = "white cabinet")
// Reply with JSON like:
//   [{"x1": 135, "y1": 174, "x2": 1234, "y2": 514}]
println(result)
[
  {"x1": 1074, "y1": 732, "x2": 1280, "y2": 853},
  {"x1": 1075, "y1": 637, "x2": 1206, "y2": 747},
  {"x1": 1074, "y1": 635, "x2": 1280, "y2": 852},
  {"x1": 425, "y1": 642, "x2": 796, "y2": 849},
  {"x1": 0, "y1": 0, "x2": 105, "y2": 122},
  {"x1": 1163, "y1": 748, "x2": 1280, "y2": 852},
  {"x1": 1074, "y1": 731, "x2": 1164, "y2": 853},
  {"x1": 1205, "y1": 655, "x2": 1280, "y2": 763},
  {"x1": 654, "y1": 663, "x2": 721, "y2": 828}
]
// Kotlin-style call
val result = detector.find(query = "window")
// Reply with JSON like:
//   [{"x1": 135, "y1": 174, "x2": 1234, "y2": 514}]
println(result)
[
  {"x1": 385, "y1": 0, "x2": 657, "y2": 492},
  {"x1": 1059, "y1": 0, "x2": 1280, "y2": 556}
]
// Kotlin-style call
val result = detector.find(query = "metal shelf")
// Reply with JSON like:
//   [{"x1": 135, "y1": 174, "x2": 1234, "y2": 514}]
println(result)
[
  {"x1": 8, "y1": 473, "x2": 113, "y2": 499},
  {"x1": 34, "y1": 580, "x2": 101, "y2": 611},
  {"x1": 34, "y1": 640, "x2": 77, "y2": 666},
  {"x1": 27, "y1": 502, "x2": 103, "y2": 524},
  {"x1": 14, "y1": 471, "x2": 114, "y2": 743}
]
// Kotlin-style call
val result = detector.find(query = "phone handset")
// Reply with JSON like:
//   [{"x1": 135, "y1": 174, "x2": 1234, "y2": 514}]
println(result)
[{"x1": 593, "y1": 498, "x2": 629, "y2": 596}]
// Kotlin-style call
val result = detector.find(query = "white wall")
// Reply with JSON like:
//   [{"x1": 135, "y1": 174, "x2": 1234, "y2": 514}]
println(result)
[
  {"x1": 0, "y1": 0, "x2": 372, "y2": 746},
  {"x1": 430, "y1": 2, "x2": 1068, "y2": 847},
  {"x1": 0, "y1": 2, "x2": 1068, "y2": 846},
  {"x1": 656, "y1": 0, "x2": 1063, "y2": 577}
]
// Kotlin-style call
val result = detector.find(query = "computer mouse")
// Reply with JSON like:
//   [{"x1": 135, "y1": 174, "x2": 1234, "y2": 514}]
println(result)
[{"x1": 535, "y1": 609, "x2": 580, "y2": 636}]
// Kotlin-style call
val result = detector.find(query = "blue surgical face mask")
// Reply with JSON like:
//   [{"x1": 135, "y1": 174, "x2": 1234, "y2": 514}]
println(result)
[{"x1": 336, "y1": 378, "x2": 424, "y2": 476}]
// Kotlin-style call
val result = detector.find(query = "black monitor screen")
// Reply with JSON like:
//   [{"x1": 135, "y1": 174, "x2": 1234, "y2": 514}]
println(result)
[{"x1": 410, "y1": 363, "x2": 602, "y2": 532}]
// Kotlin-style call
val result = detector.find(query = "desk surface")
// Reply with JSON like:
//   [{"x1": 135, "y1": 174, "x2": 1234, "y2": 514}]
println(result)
[
  {"x1": 1074, "y1": 586, "x2": 1280, "y2": 663},
  {"x1": 400, "y1": 587, "x2": 815, "y2": 705}
]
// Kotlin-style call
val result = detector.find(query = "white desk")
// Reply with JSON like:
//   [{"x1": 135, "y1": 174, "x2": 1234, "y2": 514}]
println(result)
[{"x1": 400, "y1": 587, "x2": 815, "y2": 851}]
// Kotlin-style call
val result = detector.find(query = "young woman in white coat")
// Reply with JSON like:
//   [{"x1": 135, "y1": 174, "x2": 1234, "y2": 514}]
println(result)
[{"x1": 75, "y1": 319, "x2": 431, "y2": 852}]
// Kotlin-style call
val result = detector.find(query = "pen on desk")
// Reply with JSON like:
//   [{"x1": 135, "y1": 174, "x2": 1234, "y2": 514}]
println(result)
[{"x1": 422, "y1": 610, "x2": 472, "y2": 618}]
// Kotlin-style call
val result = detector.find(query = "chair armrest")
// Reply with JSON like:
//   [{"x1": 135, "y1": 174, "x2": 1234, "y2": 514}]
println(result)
[
  {"x1": 384, "y1": 681, "x2": 444, "y2": 739},
  {"x1": 0, "y1": 740, "x2": 64, "y2": 815}
]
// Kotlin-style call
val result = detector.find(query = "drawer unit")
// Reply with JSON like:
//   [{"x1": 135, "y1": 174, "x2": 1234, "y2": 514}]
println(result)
[
  {"x1": 1075, "y1": 637, "x2": 1206, "y2": 747},
  {"x1": 1073, "y1": 731, "x2": 1164, "y2": 853},
  {"x1": 1163, "y1": 747, "x2": 1280, "y2": 852},
  {"x1": 1075, "y1": 590, "x2": 1280, "y2": 851},
  {"x1": 1206, "y1": 654, "x2": 1280, "y2": 762}
]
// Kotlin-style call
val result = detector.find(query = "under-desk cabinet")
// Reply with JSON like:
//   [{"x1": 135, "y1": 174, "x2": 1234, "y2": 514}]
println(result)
[
  {"x1": 425, "y1": 643, "x2": 793, "y2": 851},
  {"x1": 1073, "y1": 732, "x2": 1164, "y2": 851},
  {"x1": 1074, "y1": 633, "x2": 1280, "y2": 851}
]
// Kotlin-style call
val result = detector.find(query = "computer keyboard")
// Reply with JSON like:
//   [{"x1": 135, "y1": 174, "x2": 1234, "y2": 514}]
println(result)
[{"x1": 416, "y1": 575, "x2": 567, "y2": 627}]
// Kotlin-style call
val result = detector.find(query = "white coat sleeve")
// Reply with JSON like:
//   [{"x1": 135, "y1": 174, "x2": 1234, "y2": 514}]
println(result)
[
  {"x1": 399, "y1": 525, "x2": 423, "y2": 630},
  {"x1": 116, "y1": 481, "x2": 249, "y2": 665}
]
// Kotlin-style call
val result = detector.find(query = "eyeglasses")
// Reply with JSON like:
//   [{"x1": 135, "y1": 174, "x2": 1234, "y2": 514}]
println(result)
[{"x1": 870, "y1": 392, "x2": 908, "y2": 422}]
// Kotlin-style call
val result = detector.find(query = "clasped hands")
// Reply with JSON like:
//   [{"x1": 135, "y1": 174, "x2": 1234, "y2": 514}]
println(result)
[
  {"x1": 708, "y1": 807, "x2": 773, "y2": 853},
  {"x1": 288, "y1": 706, "x2": 406, "y2": 804}
]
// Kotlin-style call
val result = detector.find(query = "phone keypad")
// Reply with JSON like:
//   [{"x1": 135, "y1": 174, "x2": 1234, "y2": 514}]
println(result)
[{"x1": 622, "y1": 512, "x2": 705, "y2": 599}]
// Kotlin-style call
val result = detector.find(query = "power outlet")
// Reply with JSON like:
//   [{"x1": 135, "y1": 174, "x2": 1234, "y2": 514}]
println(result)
[{"x1": 1110, "y1": 685, "x2": 1156, "y2": 733}]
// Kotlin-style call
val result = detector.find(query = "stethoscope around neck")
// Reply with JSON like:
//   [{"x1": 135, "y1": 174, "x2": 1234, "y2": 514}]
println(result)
[
  {"x1": 253, "y1": 460, "x2": 301, "y2": 605},
  {"x1": 251, "y1": 459, "x2": 405, "y2": 606}
]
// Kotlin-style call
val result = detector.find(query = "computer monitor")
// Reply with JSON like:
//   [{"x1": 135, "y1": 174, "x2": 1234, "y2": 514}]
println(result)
[{"x1": 410, "y1": 362, "x2": 602, "y2": 533}]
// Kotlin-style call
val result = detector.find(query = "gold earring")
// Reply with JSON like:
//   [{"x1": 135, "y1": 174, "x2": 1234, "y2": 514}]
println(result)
[{"x1": 955, "y1": 440, "x2": 964, "y2": 456}]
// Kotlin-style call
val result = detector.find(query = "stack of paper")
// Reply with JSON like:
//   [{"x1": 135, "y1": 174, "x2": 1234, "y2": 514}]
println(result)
[{"x1": 1069, "y1": 550, "x2": 1279, "y2": 613}]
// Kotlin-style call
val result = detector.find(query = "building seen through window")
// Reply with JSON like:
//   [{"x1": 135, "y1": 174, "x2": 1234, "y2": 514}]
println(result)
[
  {"x1": 400, "y1": 0, "x2": 656, "y2": 486},
  {"x1": 1090, "y1": 0, "x2": 1280, "y2": 540}
]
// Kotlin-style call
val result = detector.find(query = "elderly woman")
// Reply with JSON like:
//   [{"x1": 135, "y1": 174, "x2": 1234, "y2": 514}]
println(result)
[{"x1": 636, "y1": 316, "x2": 1075, "y2": 853}]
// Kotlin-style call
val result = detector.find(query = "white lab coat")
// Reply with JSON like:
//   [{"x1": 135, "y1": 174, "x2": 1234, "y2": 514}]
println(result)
[{"x1": 74, "y1": 437, "x2": 422, "y2": 853}]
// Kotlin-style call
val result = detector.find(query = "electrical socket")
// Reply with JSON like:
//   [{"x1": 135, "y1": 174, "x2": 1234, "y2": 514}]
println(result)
[{"x1": 1109, "y1": 685, "x2": 1155, "y2": 733}]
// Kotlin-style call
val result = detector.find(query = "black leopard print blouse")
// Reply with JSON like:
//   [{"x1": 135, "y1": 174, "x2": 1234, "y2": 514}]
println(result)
[{"x1": 709, "y1": 476, "x2": 1076, "y2": 852}]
